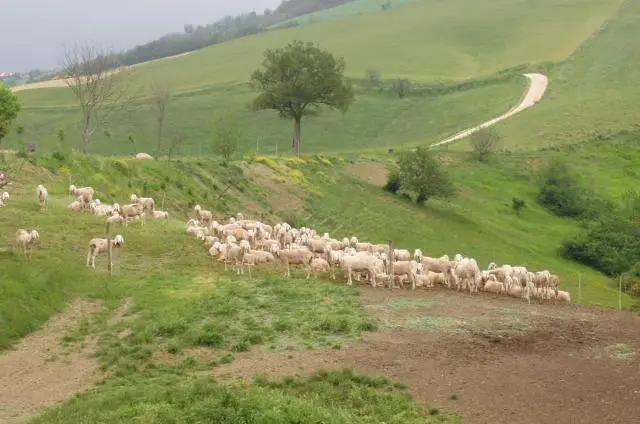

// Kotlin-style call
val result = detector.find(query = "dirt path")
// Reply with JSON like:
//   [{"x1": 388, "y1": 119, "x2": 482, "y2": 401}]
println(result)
[
  {"x1": 0, "y1": 300, "x2": 104, "y2": 424},
  {"x1": 432, "y1": 73, "x2": 549, "y2": 147},
  {"x1": 214, "y1": 288, "x2": 640, "y2": 424}
]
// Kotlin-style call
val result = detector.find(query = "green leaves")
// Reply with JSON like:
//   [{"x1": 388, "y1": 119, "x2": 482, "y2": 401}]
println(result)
[
  {"x1": 0, "y1": 83, "x2": 21, "y2": 143},
  {"x1": 391, "y1": 147, "x2": 455, "y2": 204}
]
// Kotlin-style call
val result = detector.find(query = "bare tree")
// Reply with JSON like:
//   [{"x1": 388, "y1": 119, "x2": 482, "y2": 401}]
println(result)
[
  {"x1": 469, "y1": 127, "x2": 502, "y2": 162},
  {"x1": 61, "y1": 42, "x2": 132, "y2": 153},
  {"x1": 148, "y1": 82, "x2": 170, "y2": 159}
]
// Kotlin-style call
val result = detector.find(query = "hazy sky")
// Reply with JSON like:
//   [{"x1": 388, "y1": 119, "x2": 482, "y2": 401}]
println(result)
[{"x1": 0, "y1": 0, "x2": 281, "y2": 72}]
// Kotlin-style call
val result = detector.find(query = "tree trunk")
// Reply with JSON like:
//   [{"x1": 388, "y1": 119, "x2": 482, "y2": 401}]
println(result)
[
  {"x1": 82, "y1": 114, "x2": 91, "y2": 153},
  {"x1": 292, "y1": 118, "x2": 302, "y2": 156},
  {"x1": 155, "y1": 121, "x2": 164, "y2": 160}
]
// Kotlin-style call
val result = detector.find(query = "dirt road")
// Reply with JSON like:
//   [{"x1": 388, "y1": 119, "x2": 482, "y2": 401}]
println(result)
[{"x1": 432, "y1": 73, "x2": 548, "y2": 147}]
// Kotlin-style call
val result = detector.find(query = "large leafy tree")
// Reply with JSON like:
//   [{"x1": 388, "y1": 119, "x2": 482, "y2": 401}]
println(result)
[
  {"x1": 0, "y1": 83, "x2": 21, "y2": 145},
  {"x1": 388, "y1": 147, "x2": 455, "y2": 204},
  {"x1": 249, "y1": 40, "x2": 354, "y2": 155}
]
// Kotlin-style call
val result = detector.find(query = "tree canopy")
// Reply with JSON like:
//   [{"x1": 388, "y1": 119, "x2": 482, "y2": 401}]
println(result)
[
  {"x1": 386, "y1": 147, "x2": 455, "y2": 204},
  {"x1": 0, "y1": 83, "x2": 21, "y2": 144},
  {"x1": 249, "y1": 40, "x2": 354, "y2": 155}
]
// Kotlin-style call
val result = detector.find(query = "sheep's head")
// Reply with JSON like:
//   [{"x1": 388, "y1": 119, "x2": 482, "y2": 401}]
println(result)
[
  {"x1": 130, "y1": 194, "x2": 138, "y2": 201},
  {"x1": 113, "y1": 235, "x2": 125, "y2": 247},
  {"x1": 69, "y1": 184, "x2": 76, "y2": 193},
  {"x1": 226, "y1": 235, "x2": 237, "y2": 244},
  {"x1": 236, "y1": 212, "x2": 243, "y2": 220},
  {"x1": 1, "y1": 191, "x2": 9, "y2": 200},
  {"x1": 228, "y1": 217, "x2": 236, "y2": 223},
  {"x1": 113, "y1": 203, "x2": 121, "y2": 212},
  {"x1": 488, "y1": 262, "x2": 497, "y2": 270},
  {"x1": 30, "y1": 230, "x2": 40, "y2": 240},
  {"x1": 194, "y1": 204, "x2": 201, "y2": 212},
  {"x1": 95, "y1": 199, "x2": 101, "y2": 205}
]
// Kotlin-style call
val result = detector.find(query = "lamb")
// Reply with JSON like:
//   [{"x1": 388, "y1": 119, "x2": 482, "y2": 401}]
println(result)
[
  {"x1": 118, "y1": 203, "x2": 145, "y2": 226},
  {"x1": 555, "y1": 290, "x2": 571, "y2": 304},
  {"x1": 130, "y1": 194, "x2": 156, "y2": 213},
  {"x1": 15, "y1": 229, "x2": 40, "y2": 258},
  {"x1": 194, "y1": 205, "x2": 213, "y2": 226},
  {"x1": 415, "y1": 271, "x2": 446, "y2": 288},
  {"x1": 391, "y1": 260, "x2": 418, "y2": 289},
  {"x1": 421, "y1": 256, "x2": 455, "y2": 287},
  {"x1": 69, "y1": 185, "x2": 95, "y2": 204},
  {"x1": 310, "y1": 258, "x2": 331, "y2": 278},
  {"x1": 68, "y1": 200, "x2": 84, "y2": 212},
  {"x1": 153, "y1": 210, "x2": 169, "y2": 219},
  {"x1": 86, "y1": 235, "x2": 124, "y2": 268},
  {"x1": 276, "y1": 248, "x2": 314, "y2": 279},
  {"x1": 223, "y1": 242, "x2": 250, "y2": 275},
  {"x1": 483, "y1": 280, "x2": 506, "y2": 295},
  {"x1": 106, "y1": 213, "x2": 125, "y2": 226}
]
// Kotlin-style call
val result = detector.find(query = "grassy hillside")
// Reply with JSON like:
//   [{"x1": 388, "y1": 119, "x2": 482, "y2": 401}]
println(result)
[
  {"x1": 6, "y1": 0, "x2": 625, "y2": 155},
  {"x1": 272, "y1": 0, "x2": 419, "y2": 28},
  {"x1": 7, "y1": 76, "x2": 525, "y2": 155},
  {"x1": 493, "y1": 0, "x2": 640, "y2": 149}
]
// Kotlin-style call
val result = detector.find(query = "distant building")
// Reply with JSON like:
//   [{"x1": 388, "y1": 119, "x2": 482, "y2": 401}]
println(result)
[{"x1": 0, "y1": 71, "x2": 18, "y2": 78}]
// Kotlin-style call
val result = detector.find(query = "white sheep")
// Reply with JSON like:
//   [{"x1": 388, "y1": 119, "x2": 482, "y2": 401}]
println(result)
[
  {"x1": 69, "y1": 185, "x2": 95, "y2": 204},
  {"x1": 393, "y1": 249, "x2": 411, "y2": 261},
  {"x1": 153, "y1": 210, "x2": 169, "y2": 219},
  {"x1": 68, "y1": 200, "x2": 84, "y2": 212},
  {"x1": 483, "y1": 280, "x2": 505, "y2": 295},
  {"x1": 310, "y1": 257, "x2": 331, "y2": 278},
  {"x1": 194, "y1": 204, "x2": 213, "y2": 226},
  {"x1": 130, "y1": 194, "x2": 156, "y2": 213},
  {"x1": 36, "y1": 184, "x2": 48, "y2": 211},
  {"x1": 341, "y1": 254, "x2": 377, "y2": 287},
  {"x1": 119, "y1": 203, "x2": 145, "y2": 226},
  {"x1": 556, "y1": 290, "x2": 571, "y2": 304},
  {"x1": 15, "y1": 229, "x2": 40, "y2": 258},
  {"x1": 86, "y1": 235, "x2": 124, "y2": 268},
  {"x1": 276, "y1": 248, "x2": 314, "y2": 279}
]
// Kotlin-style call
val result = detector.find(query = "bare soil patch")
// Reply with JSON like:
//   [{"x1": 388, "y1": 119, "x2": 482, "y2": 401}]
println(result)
[
  {"x1": 214, "y1": 288, "x2": 640, "y2": 424},
  {"x1": 0, "y1": 300, "x2": 104, "y2": 424},
  {"x1": 345, "y1": 162, "x2": 389, "y2": 186}
]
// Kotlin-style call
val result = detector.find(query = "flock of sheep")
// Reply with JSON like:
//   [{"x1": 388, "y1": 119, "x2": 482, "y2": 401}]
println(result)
[
  {"x1": 186, "y1": 205, "x2": 571, "y2": 304},
  {"x1": 3, "y1": 183, "x2": 571, "y2": 304}
]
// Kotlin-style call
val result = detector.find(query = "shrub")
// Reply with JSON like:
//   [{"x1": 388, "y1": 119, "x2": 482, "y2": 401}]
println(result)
[
  {"x1": 391, "y1": 78, "x2": 411, "y2": 99},
  {"x1": 469, "y1": 128, "x2": 502, "y2": 162},
  {"x1": 365, "y1": 69, "x2": 381, "y2": 86},
  {"x1": 512, "y1": 197, "x2": 526, "y2": 215},
  {"x1": 383, "y1": 168, "x2": 402, "y2": 193},
  {"x1": 212, "y1": 123, "x2": 240, "y2": 162},
  {"x1": 391, "y1": 147, "x2": 455, "y2": 204},
  {"x1": 537, "y1": 158, "x2": 586, "y2": 218}
]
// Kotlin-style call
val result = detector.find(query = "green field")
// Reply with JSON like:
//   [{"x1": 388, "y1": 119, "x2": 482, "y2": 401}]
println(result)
[
  {"x1": 6, "y1": 0, "x2": 626, "y2": 154},
  {"x1": 2, "y1": 0, "x2": 640, "y2": 420},
  {"x1": 272, "y1": 0, "x2": 420, "y2": 28}
]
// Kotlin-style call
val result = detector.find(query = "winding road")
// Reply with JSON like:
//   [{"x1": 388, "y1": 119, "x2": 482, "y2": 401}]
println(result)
[{"x1": 431, "y1": 73, "x2": 548, "y2": 147}]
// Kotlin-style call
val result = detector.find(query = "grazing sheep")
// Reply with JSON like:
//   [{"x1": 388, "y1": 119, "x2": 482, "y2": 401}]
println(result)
[
  {"x1": 453, "y1": 258, "x2": 481, "y2": 293},
  {"x1": 36, "y1": 184, "x2": 48, "y2": 211},
  {"x1": 106, "y1": 213, "x2": 125, "y2": 226},
  {"x1": 119, "y1": 203, "x2": 145, "y2": 226},
  {"x1": 421, "y1": 256, "x2": 455, "y2": 287},
  {"x1": 130, "y1": 194, "x2": 156, "y2": 213},
  {"x1": 135, "y1": 152, "x2": 154, "y2": 160},
  {"x1": 341, "y1": 255, "x2": 377, "y2": 287},
  {"x1": 153, "y1": 210, "x2": 169, "y2": 219},
  {"x1": 276, "y1": 248, "x2": 314, "y2": 279},
  {"x1": 86, "y1": 235, "x2": 124, "y2": 268},
  {"x1": 194, "y1": 205, "x2": 213, "y2": 226},
  {"x1": 391, "y1": 260, "x2": 418, "y2": 289},
  {"x1": 15, "y1": 229, "x2": 40, "y2": 258},
  {"x1": 310, "y1": 257, "x2": 331, "y2": 278},
  {"x1": 69, "y1": 185, "x2": 95, "y2": 204}
]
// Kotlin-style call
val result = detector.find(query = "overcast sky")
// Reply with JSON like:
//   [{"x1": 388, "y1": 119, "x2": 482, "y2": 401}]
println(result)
[{"x1": 0, "y1": 0, "x2": 281, "y2": 72}]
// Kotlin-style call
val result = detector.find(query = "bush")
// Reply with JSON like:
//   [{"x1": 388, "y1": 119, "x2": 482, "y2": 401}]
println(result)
[
  {"x1": 469, "y1": 128, "x2": 501, "y2": 162},
  {"x1": 512, "y1": 197, "x2": 526, "y2": 215},
  {"x1": 383, "y1": 168, "x2": 401, "y2": 193},
  {"x1": 537, "y1": 158, "x2": 586, "y2": 218},
  {"x1": 390, "y1": 147, "x2": 454, "y2": 204},
  {"x1": 391, "y1": 79, "x2": 411, "y2": 99},
  {"x1": 365, "y1": 69, "x2": 381, "y2": 86},
  {"x1": 562, "y1": 213, "x2": 640, "y2": 277},
  {"x1": 212, "y1": 122, "x2": 240, "y2": 162}
]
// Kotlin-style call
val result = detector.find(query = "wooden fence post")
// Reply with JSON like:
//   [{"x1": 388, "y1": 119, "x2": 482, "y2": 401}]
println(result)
[
  {"x1": 106, "y1": 221, "x2": 113, "y2": 277},
  {"x1": 578, "y1": 273, "x2": 582, "y2": 304},
  {"x1": 618, "y1": 275, "x2": 622, "y2": 311}
]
